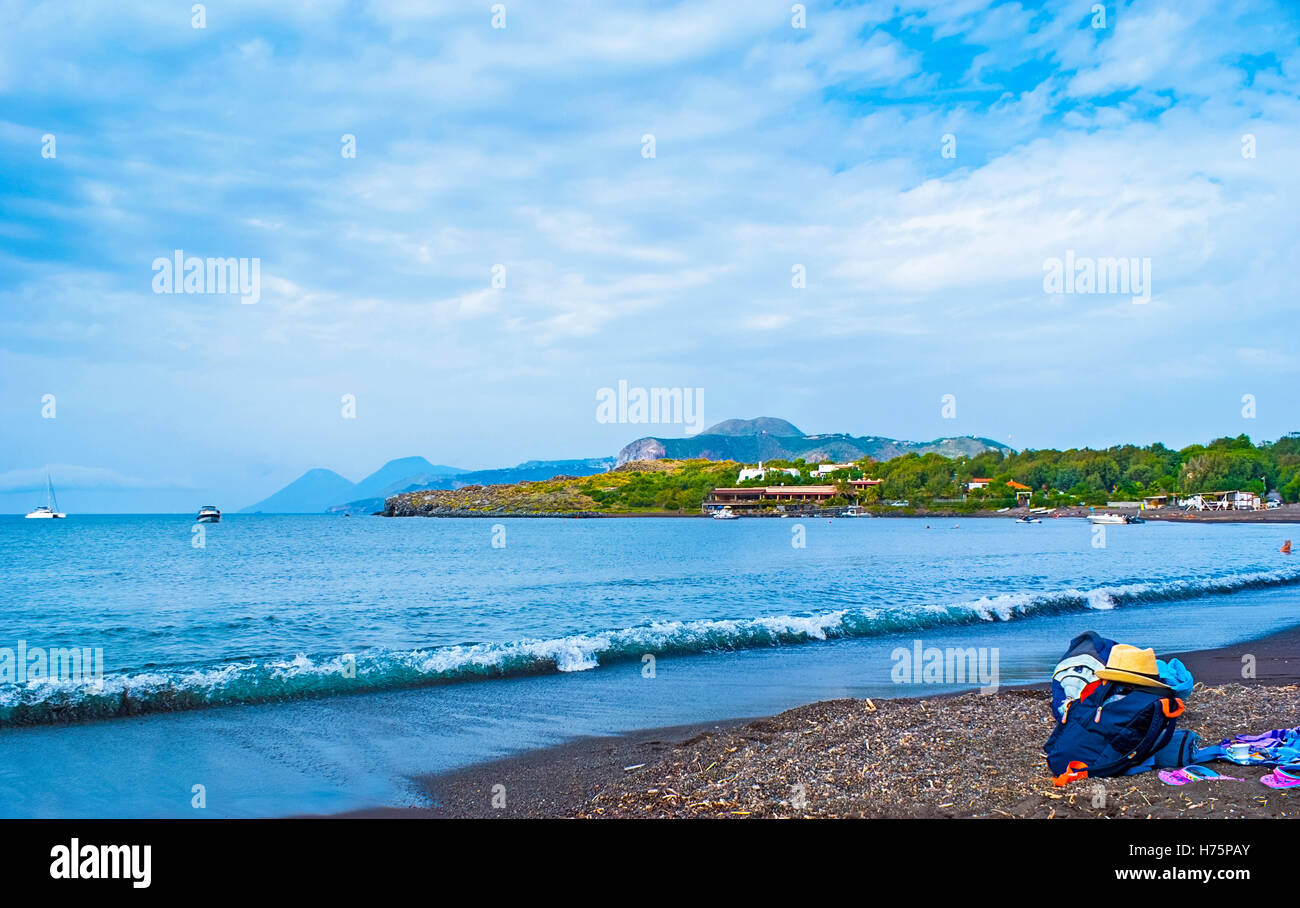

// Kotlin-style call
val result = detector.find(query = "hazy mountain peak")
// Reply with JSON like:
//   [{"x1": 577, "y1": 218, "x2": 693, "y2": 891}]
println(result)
[
  {"x1": 351, "y1": 456, "x2": 466, "y2": 499},
  {"x1": 617, "y1": 419, "x2": 1012, "y2": 467},
  {"x1": 238, "y1": 468, "x2": 356, "y2": 513},
  {"x1": 699, "y1": 417, "x2": 803, "y2": 437}
]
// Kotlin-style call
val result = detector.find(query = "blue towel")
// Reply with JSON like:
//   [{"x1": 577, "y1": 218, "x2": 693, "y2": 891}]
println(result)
[{"x1": 1156, "y1": 657, "x2": 1194, "y2": 697}]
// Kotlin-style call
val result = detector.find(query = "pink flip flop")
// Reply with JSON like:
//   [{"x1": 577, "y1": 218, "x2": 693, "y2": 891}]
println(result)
[
  {"x1": 1260, "y1": 765, "x2": 1300, "y2": 789},
  {"x1": 1159, "y1": 765, "x2": 1244, "y2": 786}
]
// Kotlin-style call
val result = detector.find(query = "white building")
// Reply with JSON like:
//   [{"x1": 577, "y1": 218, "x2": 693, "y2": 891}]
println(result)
[
  {"x1": 1182, "y1": 491, "x2": 1262, "y2": 511},
  {"x1": 737, "y1": 462, "x2": 799, "y2": 483},
  {"x1": 811, "y1": 463, "x2": 856, "y2": 477}
]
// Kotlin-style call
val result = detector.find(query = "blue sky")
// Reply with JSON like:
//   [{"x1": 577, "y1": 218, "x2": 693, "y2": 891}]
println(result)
[{"x1": 2, "y1": 0, "x2": 1298, "y2": 512}]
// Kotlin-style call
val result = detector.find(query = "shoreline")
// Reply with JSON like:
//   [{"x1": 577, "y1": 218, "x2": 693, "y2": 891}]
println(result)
[
  {"x1": 342, "y1": 622, "x2": 1300, "y2": 819},
  {"x1": 382, "y1": 503, "x2": 1300, "y2": 523}
]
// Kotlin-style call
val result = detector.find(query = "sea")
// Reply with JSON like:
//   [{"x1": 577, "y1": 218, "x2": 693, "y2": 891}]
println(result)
[{"x1": 1, "y1": 513, "x2": 1296, "y2": 817}]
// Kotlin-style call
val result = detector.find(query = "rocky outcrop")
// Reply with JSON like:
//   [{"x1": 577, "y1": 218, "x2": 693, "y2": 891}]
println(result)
[
  {"x1": 615, "y1": 417, "x2": 1012, "y2": 466},
  {"x1": 614, "y1": 438, "x2": 666, "y2": 464},
  {"x1": 386, "y1": 480, "x2": 600, "y2": 517}
]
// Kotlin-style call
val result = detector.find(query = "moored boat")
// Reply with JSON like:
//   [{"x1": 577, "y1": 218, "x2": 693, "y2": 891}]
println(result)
[{"x1": 25, "y1": 473, "x2": 66, "y2": 518}]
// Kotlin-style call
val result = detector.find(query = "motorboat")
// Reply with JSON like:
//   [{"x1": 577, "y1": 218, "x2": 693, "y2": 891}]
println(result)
[{"x1": 196, "y1": 506, "x2": 222, "y2": 523}]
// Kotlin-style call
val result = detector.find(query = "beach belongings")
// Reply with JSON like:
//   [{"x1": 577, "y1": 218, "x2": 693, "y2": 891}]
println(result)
[
  {"x1": 1096, "y1": 644, "x2": 1174, "y2": 691},
  {"x1": 1051, "y1": 631, "x2": 1111, "y2": 716},
  {"x1": 1158, "y1": 657, "x2": 1194, "y2": 697},
  {"x1": 1051, "y1": 632, "x2": 1192, "y2": 719},
  {"x1": 1046, "y1": 680, "x2": 1187, "y2": 785},
  {"x1": 1046, "y1": 632, "x2": 1196, "y2": 785},
  {"x1": 1125, "y1": 730, "x2": 1201, "y2": 776},
  {"x1": 1157, "y1": 765, "x2": 1244, "y2": 786},
  {"x1": 1194, "y1": 726, "x2": 1300, "y2": 767},
  {"x1": 1260, "y1": 765, "x2": 1300, "y2": 789}
]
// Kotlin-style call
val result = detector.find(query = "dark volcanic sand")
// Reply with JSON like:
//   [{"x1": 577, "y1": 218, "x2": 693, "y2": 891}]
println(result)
[{"x1": 345, "y1": 625, "x2": 1300, "y2": 819}]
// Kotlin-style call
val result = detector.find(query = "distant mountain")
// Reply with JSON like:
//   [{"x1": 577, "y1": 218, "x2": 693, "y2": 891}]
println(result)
[
  {"x1": 239, "y1": 468, "x2": 358, "y2": 513},
  {"x1": 351, "y1": 456, "x2": 466, "y2": 499},
  {"x1": 616, "y1": 416, "x2": 1012, "y2": 466},
  {"x1": 323, "y1": 457, "x2": 617, "y2": 515},
  {"x1": 240, "y1": 457, "x2": 467, "y2": 514},
  {"x1": 700, "y1": 417, "x2": 803, "y2": 437}
]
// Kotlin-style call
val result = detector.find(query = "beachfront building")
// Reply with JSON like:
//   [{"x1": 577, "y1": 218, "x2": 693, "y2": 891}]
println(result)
[
  {"x1": 1142, "y1": 495, "x2": 1169, "y2": 509},
  {"x1": 967, "y1": 477, "x2": 1031, "y2": 504},
  {"x1": 736, "y1": 462, "x2": 801, "y2": 483},
  {"x1": 703, "y1": 485, "x2": 839, "y2": 513},
  {"x1": 811, "y1": 463, "x2": 857, "y2": 477},
  {"x1": 1182, "y1": 490, "x2": 1263, "y2": 511}
]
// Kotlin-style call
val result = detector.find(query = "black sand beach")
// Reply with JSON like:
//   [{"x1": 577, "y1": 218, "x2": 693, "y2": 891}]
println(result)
[{"x1": 348, "y1": 624, "x2": 1300, "y2": 819}]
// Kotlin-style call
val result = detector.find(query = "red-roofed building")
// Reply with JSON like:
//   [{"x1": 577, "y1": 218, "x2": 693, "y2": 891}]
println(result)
[
  {"x1": 704, "y1": 485, "x2": 839, "y2": 512},
  {"x1": 1006, "y1": 480, "x2": 1032, "y2": 505}
]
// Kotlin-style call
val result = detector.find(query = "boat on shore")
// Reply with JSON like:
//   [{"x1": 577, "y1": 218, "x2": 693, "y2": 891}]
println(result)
[
  {"x1": 25, "y1": 474, "x2": 66, "y2": 519},
  {"x1": 196, "y1": 506, "x2": 222, "y2": 523}
]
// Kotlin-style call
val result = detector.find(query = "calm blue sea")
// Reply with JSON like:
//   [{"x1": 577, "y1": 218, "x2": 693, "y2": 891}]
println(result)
[{"x1": 0, "y1": 514, "x2": 1297, "y2": 817}]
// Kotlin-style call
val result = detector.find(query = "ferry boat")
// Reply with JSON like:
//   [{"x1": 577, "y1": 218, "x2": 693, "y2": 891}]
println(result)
[
  {"x1": 196, "y1": 506, "x2": 222, "y2": 523},
  {"x1": 25, "y1": 474, "x2": 66, "y2": 518}
]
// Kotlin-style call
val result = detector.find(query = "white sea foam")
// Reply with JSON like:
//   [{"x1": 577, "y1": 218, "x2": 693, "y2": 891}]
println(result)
[{"x1": 2, "y1": 567, "x2": 1297, "y2": 726}]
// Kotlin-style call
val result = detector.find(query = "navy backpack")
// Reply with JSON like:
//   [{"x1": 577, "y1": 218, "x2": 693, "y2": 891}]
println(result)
[{"x1": 1045, "y1": 678, "x2": 1191, "y2": 785}]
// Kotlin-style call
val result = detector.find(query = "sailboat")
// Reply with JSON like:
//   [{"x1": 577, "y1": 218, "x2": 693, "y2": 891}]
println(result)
[{"x1": 25, "y1": 472, "x2": 66, "y2": 518}]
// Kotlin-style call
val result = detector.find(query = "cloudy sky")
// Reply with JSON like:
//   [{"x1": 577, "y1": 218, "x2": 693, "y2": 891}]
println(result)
[{"x1": 2, "y1": 0, "x2": 1297, "y2": 512}]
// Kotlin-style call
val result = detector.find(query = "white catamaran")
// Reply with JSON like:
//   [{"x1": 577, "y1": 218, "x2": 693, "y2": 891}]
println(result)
[{"x1": 25, "y1": 473, "x2": 66, "y2": 519}]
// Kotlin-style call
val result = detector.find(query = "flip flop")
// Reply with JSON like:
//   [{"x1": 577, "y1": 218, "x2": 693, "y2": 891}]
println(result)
[
  {"x1": 1260, "y1": 765, "x2": 1300, "y2": 789},
  {"x1": 1158, "y1": 765, "x2": 1243, "y2": 786}
]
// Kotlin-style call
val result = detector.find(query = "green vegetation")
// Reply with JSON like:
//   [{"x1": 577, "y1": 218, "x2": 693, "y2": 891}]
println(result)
[
  {"x1": 393, "y1": 434, "x2": 1300, "y2": 516},
  {"x1": 396, "y1": 459, "x2": 743, "y2": 514},
  {"x1": 861, "y1": 433, "x2": 1300, "y2": 510},
  {"x1": 580, "y1": 460, "x2": 741, "y2": 511}
]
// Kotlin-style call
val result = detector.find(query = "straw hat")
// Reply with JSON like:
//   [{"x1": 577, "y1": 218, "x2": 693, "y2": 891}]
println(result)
[{"x1": 1095, "y1": 644, "x2": 1172, "y2": 691}]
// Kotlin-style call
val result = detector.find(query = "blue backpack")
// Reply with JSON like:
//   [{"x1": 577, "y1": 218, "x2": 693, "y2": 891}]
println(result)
[
  {"x1": 1050, "y1": 630, "x2": 1194, "y2": 719},
  {"x1": 1045, "y1": 679, "x2": 1190, "y2": 785}
]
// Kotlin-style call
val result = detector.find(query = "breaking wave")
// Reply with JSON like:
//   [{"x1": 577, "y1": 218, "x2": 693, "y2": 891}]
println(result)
[{"x1": 3, "y1": 567, "x2": 1298, "y2": 726}]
